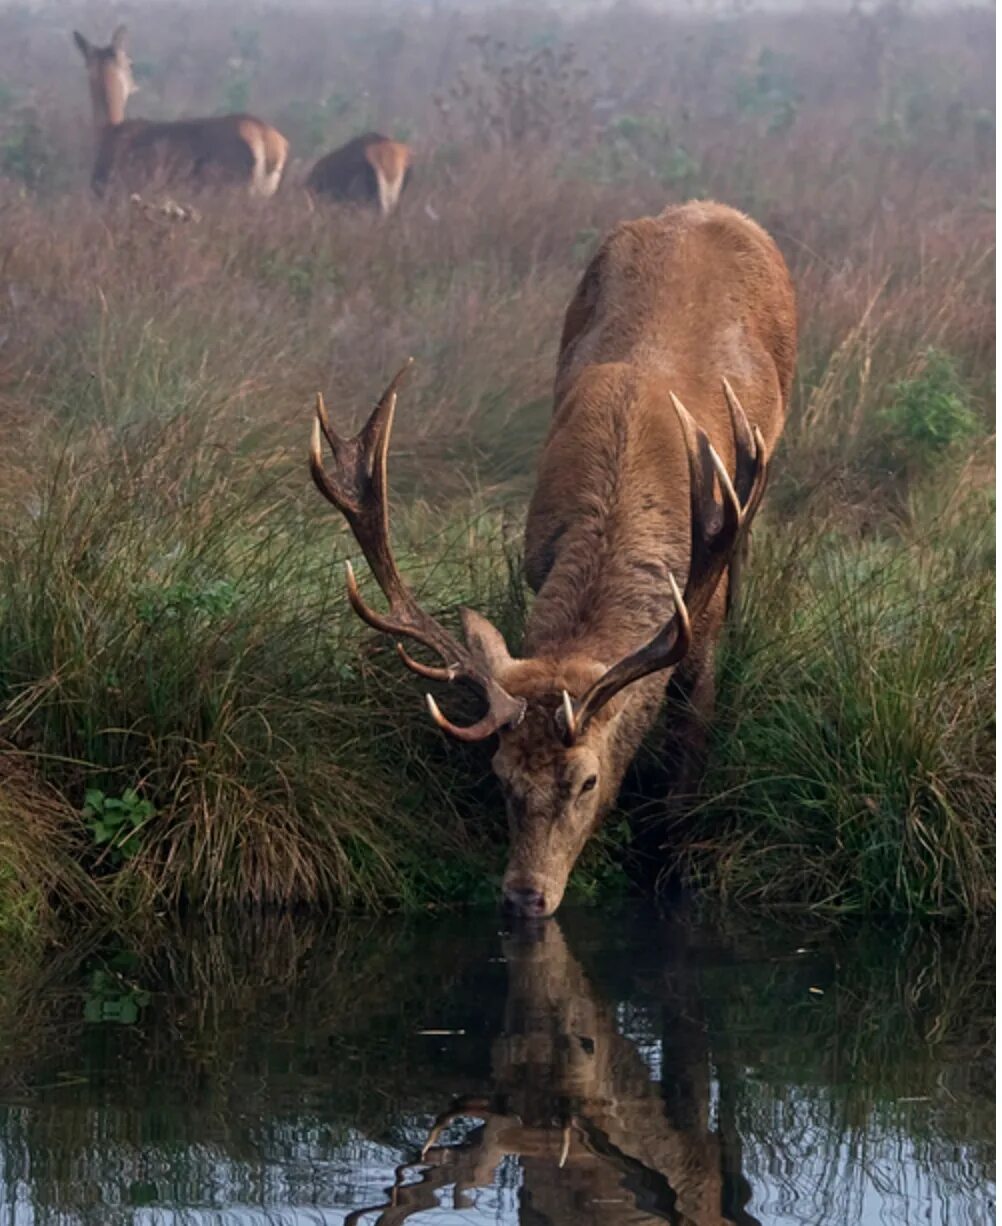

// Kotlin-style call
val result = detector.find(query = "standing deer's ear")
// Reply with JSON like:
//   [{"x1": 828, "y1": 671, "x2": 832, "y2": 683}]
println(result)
[
  {"x1": 73, "y1": 31, "x2": 92, "y2": 60},
  {"x1": 111, "y1": 25, "x2": 128, "y2": 56},
  {"x1": 460, "y1": 608, "x2": 515, "y2": 676}
]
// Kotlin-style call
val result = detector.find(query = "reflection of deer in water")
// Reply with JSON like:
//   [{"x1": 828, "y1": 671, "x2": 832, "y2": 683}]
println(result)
[{"x1": 348, "y1": 921, "x2": 758, "y2": 1225}]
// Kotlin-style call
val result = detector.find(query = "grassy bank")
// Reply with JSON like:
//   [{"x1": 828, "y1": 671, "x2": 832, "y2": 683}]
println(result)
[
  {"x1": 0, "y1": 0, "x2": 994, "y2": 924},
  {"x1": 670, "y1": 485, "x2": 995, "y2": 915}
]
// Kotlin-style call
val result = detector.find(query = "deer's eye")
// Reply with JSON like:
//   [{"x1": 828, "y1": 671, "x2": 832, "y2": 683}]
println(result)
[{"x1": 579, "y1": 774, "x2": 598, "y2": 796}]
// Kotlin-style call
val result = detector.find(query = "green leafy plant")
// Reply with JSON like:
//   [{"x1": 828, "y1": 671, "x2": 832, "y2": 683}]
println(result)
[
  {"x1": 82, "y1": 789, "x2": 155, "y2": 863},
  {"x1": 880, "y1": 348, "x2": 980, "y2": 463},
  {"x1": 83, "y1": 951, "x2": 152, "y2": 1024},
  {"x1": 135, "y1": 577, "x2": 239, "y2": 626}
]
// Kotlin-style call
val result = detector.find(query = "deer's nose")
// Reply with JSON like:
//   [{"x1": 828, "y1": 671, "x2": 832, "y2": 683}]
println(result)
[{"x1": 503, "y1": 885, "x2": 548, "y2": 917}]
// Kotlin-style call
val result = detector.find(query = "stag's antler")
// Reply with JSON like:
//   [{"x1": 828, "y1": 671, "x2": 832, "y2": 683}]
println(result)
[
  {"x1": 309, "y1": 361, "x2": 526, "y2": 740},
  {"x1": 344, "y1": 1098, "x2": 531, "y2": 1226},
  {"x1": 560, "y1": 378, "x2": 767, "y2": 742}
]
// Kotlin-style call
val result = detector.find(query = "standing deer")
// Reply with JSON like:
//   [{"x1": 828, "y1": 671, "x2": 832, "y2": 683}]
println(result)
[
  {"x1": 306, "y1": 132, "x2": 412, "y2": 215},
  {"x1": 309, "y1": 201, "x2": 796, "y2": 917},
  {"x1": 73, "y1": 26, "x2": 289, "y2": 198}
]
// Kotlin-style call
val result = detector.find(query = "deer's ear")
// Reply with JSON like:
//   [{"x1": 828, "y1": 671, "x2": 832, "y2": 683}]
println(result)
[
  {"x1": 460, "y1": 608, "x2": 515, "y2": 675},
  {"x1": 73, "y1": 31, "x2": 92, "y2": 60},
  {"x1": 111, "y1": 25, "x2": 128, "y2": 55}
]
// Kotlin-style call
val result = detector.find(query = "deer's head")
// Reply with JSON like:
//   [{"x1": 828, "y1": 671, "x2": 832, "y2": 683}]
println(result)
[
  {"x1": 309, "y1": 364, "x2": 765, "y2": 917},
  {"x1": 73, "y1": 26, "x2": 137, "y2": 127}
]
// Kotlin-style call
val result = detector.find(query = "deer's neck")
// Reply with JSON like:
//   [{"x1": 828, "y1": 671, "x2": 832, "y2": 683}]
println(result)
[
  {"x1": 522, "y1": 507, "x2": 689, "y2": 761},
  {"x1": 524, "y1": 527, "x2": 688, "y2": 665},
  {"x1": 89, "y1": 69, "x2": 127, "y2": 131}
]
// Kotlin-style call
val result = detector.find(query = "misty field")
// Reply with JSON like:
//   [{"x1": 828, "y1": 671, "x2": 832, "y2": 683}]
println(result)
[{"x1": 0, "y1": 0, "x2": 994, "y2": 931}]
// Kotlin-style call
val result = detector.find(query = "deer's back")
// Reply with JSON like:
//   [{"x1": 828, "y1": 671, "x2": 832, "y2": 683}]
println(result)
[
  {"x1": 525, "y1": 201, "x2": 796, "y2": 606},
  {"x1": 555, "y1": 200, "x2": 795, "y2": 443},
  {"x1": 95, "y1": 114, "x2": 275, "y2": 188},
  {"x1": 307, "y1": 133, "x2": 410, "y2": 200}
]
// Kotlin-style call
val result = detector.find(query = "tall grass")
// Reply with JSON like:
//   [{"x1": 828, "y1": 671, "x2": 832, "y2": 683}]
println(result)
[
  {"x1": 0, "y1": 420, "x2": 527, "y2": 912},
  {"x1": 0, "y1": 0, "x2": 993, "y2": 919},
  {"x1": 666, "y1": 486, "x2": 995, "y2": 914}
]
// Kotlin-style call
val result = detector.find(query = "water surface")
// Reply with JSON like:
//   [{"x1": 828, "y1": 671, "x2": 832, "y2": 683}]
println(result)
[{"x1": 0, "y1": 909, "x2": 993, "y2": 1225}]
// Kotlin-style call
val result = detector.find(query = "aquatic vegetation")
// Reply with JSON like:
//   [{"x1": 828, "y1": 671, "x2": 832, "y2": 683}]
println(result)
[{"x1": 82, "y1": 788, "x2": 156, "y2": 865}]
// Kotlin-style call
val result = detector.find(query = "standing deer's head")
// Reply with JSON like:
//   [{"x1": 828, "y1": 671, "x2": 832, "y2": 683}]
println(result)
[
  {"x1": 73, "y1": 26, "x2": 137, "y2": 128},
  {"x1": 309, "y1": 364, "x2": 765, "y2": 917}
]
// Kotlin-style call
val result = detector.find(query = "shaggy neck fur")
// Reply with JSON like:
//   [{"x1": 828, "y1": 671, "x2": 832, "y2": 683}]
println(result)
[{"x1": 522, "y1": 363, "x2": 693, "y2": 772}]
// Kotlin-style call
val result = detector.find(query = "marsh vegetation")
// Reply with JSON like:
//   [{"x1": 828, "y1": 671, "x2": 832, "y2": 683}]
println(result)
[{"x1": 0, "y1": 0, "x2": 993, "y2": 928}]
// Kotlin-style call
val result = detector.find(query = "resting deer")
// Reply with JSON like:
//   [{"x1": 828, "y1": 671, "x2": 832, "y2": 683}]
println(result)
[
  {"x1": 346, "y1": 919, "x2": 758, "y2": 1226},
  {"x1": 310, "y1": 201, "x2": 796, "y2": 917},
  {"x1": 73, "y1": 26, "x2": 289, "y2": 198},
  {"x1": 306, "y1": 132, "x2": 412, "y2": 215}
]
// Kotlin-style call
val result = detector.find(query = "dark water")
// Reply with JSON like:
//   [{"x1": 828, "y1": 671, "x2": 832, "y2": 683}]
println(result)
[{"x1": 0, "y1": 909, "x2": 993, "y2": 1225}]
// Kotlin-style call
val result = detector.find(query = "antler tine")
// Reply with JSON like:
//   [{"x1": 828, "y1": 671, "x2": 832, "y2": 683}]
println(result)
[
  {"x1": 744, "y1": 423, "x2": 769, "y2": 526},
  {"x1": 343, "y1": 559, "x2": 411, "y2": 638},
  {"x1": 562, "y1": 569, "x2": 691, "y2": 739},
  {"x1": 361, "y1": 356, "x2": 413, "y2": 503},
  {"x1": 721, "y1": 378, "x2": 771, "y2": 533},
  {"x1": 557, "y1": 689, "x2": 578, "y2": 745},
  {"x1": 420, "y1": 1098, "x2": 494, "y2": 1160},
  {"x1": 344, "y1": 1156, "x2": 453, "y2": 1226},
  {"x1": 670, "y1": 392, "x2": 741, "y2": 582},
  {"x1": 397, "y1": 642, "x2": 457, "y2": 683},
  {"x1": 721, "y1": 377, "x2": 758, "y2": 504},
  {"x1": 426, "y1": 693, "x2": 522, "y2": 743},
  {"x1": 309, "y1": 406, "x2": 350, "y2": 511},
  {"x1": 343, "y1": 1097, "x2": 512, "y2": 1225},
  {"x1": 563, "y1": 387, "x2": 764, "y2": 741},
  {"x1": 310, "y1": 361, "x2": 525, "y2": 742},
  {"x1": 314, "y1": 389, "x2": 343, "y2": 453}
]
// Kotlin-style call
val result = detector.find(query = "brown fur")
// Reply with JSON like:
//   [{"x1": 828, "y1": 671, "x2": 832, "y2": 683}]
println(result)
[
  {"x1": 477, "y1": 201, "x2": 796, "y2": 915},
  {"x1": 306, "y1": 132, "x2": 412, "y2": 215},
  {"x1": 74, "y1": 27, "x2": 289, "y2": 198}
]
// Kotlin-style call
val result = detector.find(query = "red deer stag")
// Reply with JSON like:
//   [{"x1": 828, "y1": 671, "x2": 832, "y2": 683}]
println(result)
[
  {"x1": 73, "y1": 26, "x2": 289, "y2": 198},
  {"x1": 306, "y1": 133, "x2": 411, "y2": 215},
  {"x1": 309, "y1": 201, "x2": 796, "y2": 917}
]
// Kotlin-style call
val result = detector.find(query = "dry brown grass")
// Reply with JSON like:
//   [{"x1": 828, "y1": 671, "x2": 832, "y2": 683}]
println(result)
[{"x1": 0, "y1": 751, "x2": 103, "y2": 939}]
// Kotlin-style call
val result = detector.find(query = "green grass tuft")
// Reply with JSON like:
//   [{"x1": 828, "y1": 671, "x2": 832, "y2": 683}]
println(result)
[{"x1": 670, "y1": 491, "x2": 995, "y2": 915}]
